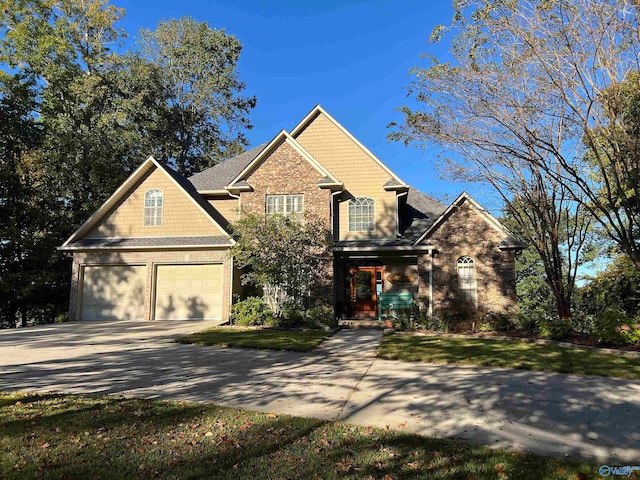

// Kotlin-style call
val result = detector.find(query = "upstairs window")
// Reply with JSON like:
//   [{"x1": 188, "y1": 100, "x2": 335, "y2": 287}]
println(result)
[
  {"x1": 144, "y1": 189, "x2": 163, "y2": 226},
  {"x1": 457, "y1": 256, "x2": 477, "y2": 307},
  {"x1": 266, "y1": 194, "x2": 304, "y2": 216},
  {"x1": 348, "y1": 197, "x2": 375, "y2": 231}
]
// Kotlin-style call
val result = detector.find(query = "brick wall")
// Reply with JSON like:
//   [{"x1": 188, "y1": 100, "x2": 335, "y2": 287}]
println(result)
[
  {"x1": 240, "y1": 140, "x2": 331, "y2": 224},
  {"x1": 69, "y1": 248, "x2": 232, "y2": 321},
  {"x1": 419, "y1": 199, "x2": 517, "y2": 313}
]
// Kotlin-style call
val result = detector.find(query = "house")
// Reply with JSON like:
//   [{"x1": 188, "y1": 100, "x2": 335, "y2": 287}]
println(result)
[{"x1": 60, "y1": 105, "x2": 523, "y2": 322}]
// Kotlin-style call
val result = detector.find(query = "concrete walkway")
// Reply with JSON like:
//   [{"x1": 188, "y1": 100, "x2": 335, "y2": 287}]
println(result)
[{"x1": 1, "y1": 322, "x2": 639, "y2": 463}]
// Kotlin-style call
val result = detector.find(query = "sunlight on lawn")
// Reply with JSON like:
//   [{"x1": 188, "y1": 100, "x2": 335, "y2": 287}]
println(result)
[{"x1": 378, "y1": 334, "x2": 640, "y2": 379}]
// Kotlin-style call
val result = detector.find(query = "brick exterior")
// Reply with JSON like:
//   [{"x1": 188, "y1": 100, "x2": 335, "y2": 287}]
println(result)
[
  {"x1": 419, "y1": 198, "x2": 517, "y2": 313},
  {"x1": 239, "y1": 140, "x2": 331, "y2": 224},
  {"x1": 69, "y1": 249, "x2": 232, "y2": 322}
]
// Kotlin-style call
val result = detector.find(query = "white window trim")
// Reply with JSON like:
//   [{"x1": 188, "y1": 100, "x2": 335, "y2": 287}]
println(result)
[
  {"x1": 348, "y1": 197, "x2": 376, "y2": 232},
  {"x1": 144, "y1": 189, "x2": 163, "y2": 227},
  {"x1": 457, "y1": 256, "x2": 477, "y2": 308},
  {"x1": 266, "y1": 194, "x2": 304, "y2": 216}
]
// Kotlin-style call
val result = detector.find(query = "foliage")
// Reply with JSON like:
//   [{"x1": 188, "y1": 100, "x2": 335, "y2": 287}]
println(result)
[
  {"x1": 0, "y1": 392, "x2": 598, "y2": 479},
  {"x1": 535, "y1": 317, "x2": 572, "y2": 341},
  {"x1": 392, "y1": 0, "x2": 640, "y2": 273},
  {"x1": 137, "y1": 16, "x2": 256, "y2": 176},
  {"x1": 229, "y1": 297, "x2": 269, "y2": 326},
  {"x1": 378, "y1": 334, "x2": 640, "y2": 379},
  {"x1": 0, "y1": 1, "x2": 255, "y2": 327},
  {"x1": 230, "y1": 213, "x2": 332, "y2": 316}
]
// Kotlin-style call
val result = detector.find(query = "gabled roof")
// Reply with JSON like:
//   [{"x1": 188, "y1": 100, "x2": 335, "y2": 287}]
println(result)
[
  {"x1": 60, "y1": 156, "x2": 233, "y2": 250},
  {"x1": 290, "y1": 105, "x2": 408, "y2": 189},
  {"x1": 189, "y1": 143, "x2": 268, "y2": 192},
  {"x1": 226, "y1": 130, "x2": 342, "y2": 190},
  {"x1": 413, "y1": 192, "x2": 525, "y2": 249}
]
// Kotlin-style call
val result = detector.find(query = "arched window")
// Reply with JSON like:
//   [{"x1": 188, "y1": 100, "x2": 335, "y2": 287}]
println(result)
[
  {"x1": 348, "y1": 197, "x2": 375, "y2": 231},
  {"x1": 457, "y1": 256, "x2": 477, "y2": 307},
  {"x1": 144, "y1": 189, "x2": 163, "y2": 226}
]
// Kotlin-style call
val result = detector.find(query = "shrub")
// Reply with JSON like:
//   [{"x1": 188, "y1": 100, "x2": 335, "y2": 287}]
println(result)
[
  {"x1": 230, "y1": 297, "x2": 269, "y2": 326},
  {"x1": 536, "y1": 317, "x2": 571, "y2": 340},
  {"x1": 593, "y1": 307, "x2": 640, "y2": 346},
  {"x1": 304, "y1": 305, "x2": 338, "y2": 330},
  {"x1": 481, "y1": 311, "x2": 513, "y2": 332}
]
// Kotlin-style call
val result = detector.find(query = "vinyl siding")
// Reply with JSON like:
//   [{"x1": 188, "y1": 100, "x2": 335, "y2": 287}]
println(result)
[
  {"x1": 86, "y1": 167, "x2": 225, "y2": 238},
  {"x1": 294, "y1": 112, "x2": 397, "y2": 240}
]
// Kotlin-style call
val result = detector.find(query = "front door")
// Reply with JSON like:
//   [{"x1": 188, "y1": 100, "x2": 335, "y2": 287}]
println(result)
[{"x1": 350, "y1": 266, "x2": 384, "y2": 317}]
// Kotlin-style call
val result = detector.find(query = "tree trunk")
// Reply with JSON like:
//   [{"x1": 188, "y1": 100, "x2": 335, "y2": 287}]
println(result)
[{"x1": 20, "y1": 303, "x2": 28, "y2": 328}]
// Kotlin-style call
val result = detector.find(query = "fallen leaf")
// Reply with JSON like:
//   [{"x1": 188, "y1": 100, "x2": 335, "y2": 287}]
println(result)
[
  {"x1": 265, "y1": 413, "x2": 277, "y2": 418},
  {"x1": 39, "y1": 442, "x2": 50, "y2": 449}
]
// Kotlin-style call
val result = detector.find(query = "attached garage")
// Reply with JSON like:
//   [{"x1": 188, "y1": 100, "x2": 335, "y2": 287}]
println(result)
[
  {"x1": 80, "y1": 265, "x2": 146, "y2": 320},
  {"x1": 153, "y1": 264, "x2": 224, "y2": 320}
]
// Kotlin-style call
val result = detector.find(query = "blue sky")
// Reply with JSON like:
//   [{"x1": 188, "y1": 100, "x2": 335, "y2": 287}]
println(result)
[{"x1": 116, "y1": 0, "x2": 492, "y2": 207}]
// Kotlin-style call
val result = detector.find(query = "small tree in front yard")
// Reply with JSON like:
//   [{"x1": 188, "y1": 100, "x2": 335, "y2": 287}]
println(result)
[{"x1": 229, "y1": 213, "x2": 332, "y2": 316}]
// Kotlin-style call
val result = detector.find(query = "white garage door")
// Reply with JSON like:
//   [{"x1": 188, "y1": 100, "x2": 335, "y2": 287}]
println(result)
[
  {"x1": 80, "y1": 265, "x2": 146, "y2": 320},
  {"x1": 154, "y1": 264, "x2": 223, "y2": 320}
]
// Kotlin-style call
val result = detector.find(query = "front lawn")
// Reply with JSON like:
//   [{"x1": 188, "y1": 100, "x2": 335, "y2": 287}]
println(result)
[
  {"x1": 0, "y1": 392, "x2": 601, "y2": 480},
  {"x1": 175, "y1": 326, "x2": 332, "y2": 351},
  {"x1": 378, "y1": 333, "x2": 640, "y2": 379}
]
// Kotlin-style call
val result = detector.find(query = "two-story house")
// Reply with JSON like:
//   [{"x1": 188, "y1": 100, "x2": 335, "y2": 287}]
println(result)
[{"x1": 60, "y1": 105, "x2": 523, "y2": 322}]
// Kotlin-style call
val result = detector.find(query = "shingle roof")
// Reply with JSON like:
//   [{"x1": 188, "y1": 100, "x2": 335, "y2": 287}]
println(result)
[
  {"x1": 64, "y1": 236, "x2": 232, "y2": 249},
  {"x1": 156, "y1": 161, "x2": 232, "y2": 230},
  {"x1": 189, "y1": 144, "x2": 268, "y2": 191},
  {"x1": 399, "y1": 187, "x2": 447, "y2": 243}
]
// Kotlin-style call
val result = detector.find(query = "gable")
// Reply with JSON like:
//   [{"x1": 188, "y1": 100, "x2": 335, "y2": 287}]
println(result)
[
  {"x1": 417, "y1": 194, "x2": 521, "y2": 250},
  {"x1": 293, "y1": 110, "x2": 403, "y2": 190},
  {"x1": 239, "y1": 139, "x2": 332, "y2": 224},
  {"x1": 84, "y1": 165, "x2": 227, "y2": 239}
]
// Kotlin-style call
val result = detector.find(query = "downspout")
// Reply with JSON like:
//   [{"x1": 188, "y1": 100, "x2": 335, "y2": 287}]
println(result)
[
  {"x1": 429, "y1": 249, "x2": 434, "y2": 317},
  {"x1": 330, "y1": 190, "x2": 342, "y2": 241},
  {"x1": 396, "y1": 191, "x2": 408, "y2": 237}
]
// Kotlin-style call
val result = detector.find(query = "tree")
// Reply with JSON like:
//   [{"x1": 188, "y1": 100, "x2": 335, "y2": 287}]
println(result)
[
  {"x1": 0, "y1": 1, "x2": 257, "y2": 327},
  {"x1": 391, "y1": 0, "x2": 632, "y2": 322},
  {"x1": 230, "y1": 214, "x2": 332, "y2": 315},
  {"x1": 393, "y1": 0, "x2": 640, "y2": 269},
  {"x1": 137, "y1": 17, "x2": 256, "y2": 176}
]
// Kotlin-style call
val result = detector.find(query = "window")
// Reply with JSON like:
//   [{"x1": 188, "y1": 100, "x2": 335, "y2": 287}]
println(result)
[
  {"x1": 348, "y1": 197, "x2": 375, "y2": 231},
  {"x1": 144, "y1": 189, "x2": 163, "y2": 226},
  {"x1": 266, "y1": 194, "x2": 304, "y2": 216},
  {"x1": 457, "y1": 256, "x2": 477, "y2": 307}
]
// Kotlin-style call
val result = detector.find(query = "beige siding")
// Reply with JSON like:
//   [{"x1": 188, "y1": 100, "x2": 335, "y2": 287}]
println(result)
[
  {"x1": 295, "y1": 112, "x2": 397, "y2": 240},
  {"x1": 86, "y1": 167, "x2": 225, "y2": 238},
  {"x1": 208, "y1": 197, "x2": 239, "y2": 223}
]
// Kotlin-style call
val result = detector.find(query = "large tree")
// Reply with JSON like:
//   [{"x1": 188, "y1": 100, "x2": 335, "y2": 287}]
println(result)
[
  {"x1": 0, "y1": 1, "x2": 256, "y2": 326},
  {"x1": 137, "y1": 16, "x2": 256, "y2": 176},
  {"x1": 391, "y1": 0, "x2": 636, "y2": 321}
]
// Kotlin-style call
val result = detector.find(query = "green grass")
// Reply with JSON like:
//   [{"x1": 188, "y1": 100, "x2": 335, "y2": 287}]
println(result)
[
  {"x1": 175, "y1": 327, "x2": 332, "y2": 352},
  {"x1": 0, "y1": 392, "x2": 604, "y2": 480},
  {"x1": 379, "y1": 333, "x2": 640, "y2": 379}
]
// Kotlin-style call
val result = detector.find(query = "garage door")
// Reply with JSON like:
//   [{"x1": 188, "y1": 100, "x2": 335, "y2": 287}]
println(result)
[
  {"x1": 80, "y1": 265, "x2": 146, "y2": 320},
  {"x1": 154, "y1": 264, "x2": 223, "y2": 320}
]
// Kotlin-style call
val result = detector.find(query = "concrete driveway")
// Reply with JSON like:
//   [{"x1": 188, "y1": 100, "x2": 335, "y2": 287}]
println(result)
[{"x1": 1, "y1": 321, "x2": 639, "y2": 464}]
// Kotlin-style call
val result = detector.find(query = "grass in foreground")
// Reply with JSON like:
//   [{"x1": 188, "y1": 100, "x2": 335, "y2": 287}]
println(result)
[
  {"x1": 175, "y1": 326, "x2": 331, "y2": 351},
  {"x1": 379, "y1": 333, "x2": 640, "y2": 379},
  {"x1": 0, "y1": 392, "x2": 602, "y2": 480}
]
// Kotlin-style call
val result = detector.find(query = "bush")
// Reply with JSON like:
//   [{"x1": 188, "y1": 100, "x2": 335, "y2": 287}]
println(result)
[
  {"x1": 481, "y1": 311, "x2": 513, "y2": 332},
  {"x1": 230, "y1": 297, "x2": 269, "y2": 326},
  {"x1": 304, "y1": 305, "x2": 338, "y2": 330},
  {"x1": 536, "y1": 317, "x2": 571, "y2": 340},
  {"x1": 593, "y1": 307, "x2": 640, "y2": 346}
]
